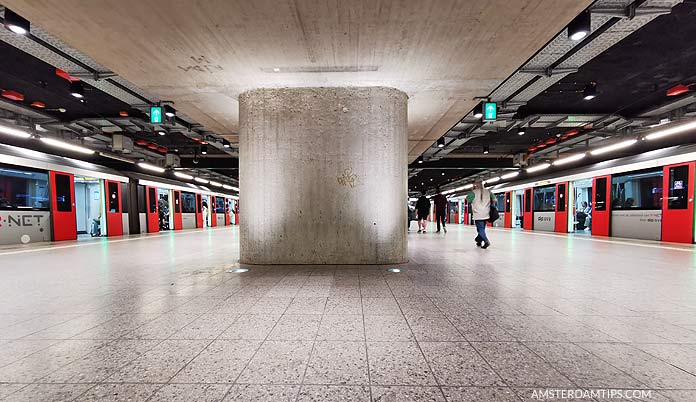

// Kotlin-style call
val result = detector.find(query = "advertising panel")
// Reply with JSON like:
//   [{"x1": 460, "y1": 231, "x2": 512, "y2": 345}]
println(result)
[
  {"x1": 611, "y1": 210, "x2": 662, "y2": 241},
  {"x1": 0, "y1": 211, "x2": 51, "y2": 245},
  {"x1": 182, "y1": 213, "x2": 196, "y2": 230},
  {"x1": 533, "y1": 211, "x2": 555, "y2": 232}
]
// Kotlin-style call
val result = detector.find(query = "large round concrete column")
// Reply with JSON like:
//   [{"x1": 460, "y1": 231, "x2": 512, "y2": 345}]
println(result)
[{"x1": 239, "y1": 87, "x2": 408, "y2": 265}]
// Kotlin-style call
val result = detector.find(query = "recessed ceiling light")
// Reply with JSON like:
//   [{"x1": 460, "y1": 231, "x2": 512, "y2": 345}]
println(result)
[
  {"x1": 69, "y1": 81, "x2": 84, "y2": 98},
  {"x1": 583, "y1": 82, "x2": 597, "y2": 100},
  {"x1": 163, "y1": 105, "x2": 176, "y2": 117},
  {"x1": 483, "y1": 145, "x2": 490, "y2": 154},
  {"x1": 437, "y1": 138, "x2": 445, "y2": 148},
  {"x1": 517, "y1": 127, "x2": 525, "y2": 136},
  {"x1": 158, "y1": 131, "x2": 166, "y2": 136},
  {"x1": 273, "y1": 67, "x2": 280, "y2": 72},
  {"x1": 473, "y1": 103, "x2": 483, "y2": 119},
  {"x1": 3, "y1": 9, "x2": 30, "y2": 35},
  {"x1": 568, "y1": 11, "x2": 591, "y2": 41}
]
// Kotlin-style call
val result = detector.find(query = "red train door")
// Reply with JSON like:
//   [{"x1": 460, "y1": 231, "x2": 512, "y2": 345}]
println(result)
[
  {"x1": 234, "y1": 199, "x2": 239, "y2": 225},
  {"x1": 173, "y1": 190, "x2": 183, "y2": 230},
  {"x1": 104, "y1": 180, "x2": 123, "y2": 237},
  {"x1": 49, "y1": 171, "x2": 77, "y2": 241},
  {"x1": 504, "y1": 192, "x2": 512, "y2": 228},
  {"x1": 145, "y1": 186, "x2": 159, "y2": 233},
  {"x1": 523, "y1": 188, "x2": 533, "y2": 230},
  {"x1": 195, "y1": 193, "x2": 203, "y2": 228},
  {"x1": 555, "y1": 182, "x2": 568, "y2": 233},
  {"x1": 225, "y1": 198, "x2": 231, "y2": 226},
  {"x1": 210, "y1": 196, "x2": 217, "y2": 227},
  {"x1": 592, "y1": 175, "x2": 610, "y2": 237},
  {"x1": 662, "y1": 162, "x2": 695, "y2": 243}
]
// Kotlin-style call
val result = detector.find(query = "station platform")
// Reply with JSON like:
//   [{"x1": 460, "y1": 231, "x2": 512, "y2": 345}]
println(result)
[{"x1": 0, "y1": 225, "x2": 694, "y2": 402}]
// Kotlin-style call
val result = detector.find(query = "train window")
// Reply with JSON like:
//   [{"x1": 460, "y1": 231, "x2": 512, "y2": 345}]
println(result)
[
  {"x1": 668, "y1": 165, "x2": 689, "y2": 210},
  {"x1": 54, "y1": 173, "x2": 72, "y2": 212},
  {"x1": 148, "y1": 187, "x2": 157, "y2": 213},
  {"x1": 611, "y1": 168, "x2": 663, "y2": 210},
  {"x1": 137, "y1": 185, "x2": 146, "y2": 213},
  {"x1": 0, "y1": 166, "x2": 49, "y2": 210},
  {"x1": 533, "y1": 185, "x2": 556, "y2": 212},
  {"x1": 107, "y1": 182, "x2": 119, "y2": 213},
  {"x1": 505, "y1": 193, "x2": 511, "y2": 213},
  {"x1": 181, "y1": 192, "x2": 196, "y2": 213},
  {"x1": 595, "y1": 178, "x2": 607, "y2": 211},
  {"x1": 524, "y1": 189, "x2": 531, "y2": 212},
  {"x1": 174, "y1": 191, "x2": 181, "y2": 213},
  {"x1": 215, "y1": 196, "x2": 226, "y2": 213},
  {"x1": 557, "y1": 184, "x2": 566, "y2": 212},
  {"x1": 495, "y1": 193, "x2": 505, "y2": 209},
  {"x1": 121, "y1": 183, "x2": 129, "y2": 214}
]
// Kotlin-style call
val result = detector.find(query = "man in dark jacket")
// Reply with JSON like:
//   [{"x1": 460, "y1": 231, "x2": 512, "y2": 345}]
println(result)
[
  {"x1": 433, "y1": 187, "x2": 447, "y2": 233},
  {"x1": 415, "y1": 193, "x2": 431, "y2": 233}
]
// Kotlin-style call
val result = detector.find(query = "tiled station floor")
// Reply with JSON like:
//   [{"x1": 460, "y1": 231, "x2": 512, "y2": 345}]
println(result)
[{"x1": 0, "y1": 225, "x2": 696, "y2": 402}]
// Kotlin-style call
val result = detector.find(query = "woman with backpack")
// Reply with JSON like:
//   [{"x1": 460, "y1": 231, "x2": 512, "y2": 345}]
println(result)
[{"x1": 465, "y1": 181, "x2": 497, "y2": 249}]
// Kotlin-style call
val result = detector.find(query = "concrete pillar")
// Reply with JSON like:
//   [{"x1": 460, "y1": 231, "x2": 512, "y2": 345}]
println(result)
[{"x1": 239, "y1": 87, "x2": 408, "y2": 265}]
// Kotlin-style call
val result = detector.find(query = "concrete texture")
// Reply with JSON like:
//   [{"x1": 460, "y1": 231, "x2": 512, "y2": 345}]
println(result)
[{"x1": 239, "y1": 87, "x2": 408, "y2": 264}]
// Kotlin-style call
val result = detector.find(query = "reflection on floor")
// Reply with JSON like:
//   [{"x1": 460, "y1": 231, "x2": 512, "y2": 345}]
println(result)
[{"x1": 0, "y1": 225, "x2": 694, "y2": 401}]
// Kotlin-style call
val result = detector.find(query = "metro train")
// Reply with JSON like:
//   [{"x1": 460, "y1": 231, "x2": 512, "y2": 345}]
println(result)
[
  {"x1": 451, "y1": 143, "x2": 695, "y2": 244},
  {"x1": 0, "y1": 143, "x2": 239, "y2": 246}
]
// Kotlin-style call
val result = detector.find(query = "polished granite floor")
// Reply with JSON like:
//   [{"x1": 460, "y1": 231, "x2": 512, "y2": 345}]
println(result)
[{"x1": 0, "y1": 224, "x2": 695, "y2": 401}]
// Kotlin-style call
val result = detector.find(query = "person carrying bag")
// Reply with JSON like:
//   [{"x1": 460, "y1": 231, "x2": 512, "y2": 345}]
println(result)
[{"x1": 465, "y1": 181, "x2": 497, "y2": 249}]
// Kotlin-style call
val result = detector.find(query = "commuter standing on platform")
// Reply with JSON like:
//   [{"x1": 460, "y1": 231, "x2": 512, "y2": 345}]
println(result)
[
  {"x1": 433, "y1": 187, "x2": 448, "y2": 233},
  {"x1": 465, "y1": 181, "x2": 496, "y2": 249},
  {"x1": 415, "y1": 193, "x2": 431, "y2": 233}
]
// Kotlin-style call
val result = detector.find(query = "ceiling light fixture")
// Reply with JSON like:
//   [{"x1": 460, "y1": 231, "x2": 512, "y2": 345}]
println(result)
[
  {"x1": 194, "y1": 177, "x2": 209, "y2": 184},
  {"x1": 210, "y1": 181, "x2": 223, "y2": 187},
  {"x1": 526, "y1": 163, "x2": 551, "y2": 173},
  {"x1": 645, "y1": 120, "x2": 696, "y2": 141},
  {"x1": 0, "y1": 124, "x2": 31, "y2": 139},
  {"x1": 174, "y1": 172, "x2": 194, "y2": 180},
  {"x1": 486, "y1": 176, "x2": 501, "y2": 184},
  {"x1": 158, "y1": 131, "x2": 166, "y2": 136},
  {"x1": 3, "y1": 9, "x2": 30, "y2": 35},
  {"x1": 437, "y1": 138, "x2": 445, "y2": 148},
  {"x1": 222, "y1": 184, "x2": 235, "y2": 190},
  {"x1": 222, "y1": 139, "x2": 231, "y2": 148},
  {"x1": 163, "y1": 105, "x2": 176, "y2": 117},
  {"x1": 473, "y1": 103, "x2": 484, "y2": 119},
  {"x1": 417, "y1": 156, "x2": 424, "y2": 164},
  {"x1": 483, "y1": 145, "x2": 490, "y2": 154},
  {"x1": 69, "y1": 81, "x2": 84, "y2": 98},
  {"x1": 501, "y1": 171, "x2": 520, "y2": 180},
  {"x1": 553, "y1": 153, "x2": 586, "y2": 166},
  {"x1": 583, "y1": 82, "x2": 597, "y2": 100},
  {"x1": 201, "y1": 145, "x2": 208, "y2": 155},
  {"x1": 40, "y1": 137, "x2": 94, "y2": 154},
  {"x1": 568, "y1": 10, "x2": 591, "y2": 41},
  {"x1": 98, "y1": 152, "x2": 134, "y2": 164},
  {"x1": 517, "y1": 127, "x2": 526, "y2": 136},
  {"x1": 138, "y1": 162, "x2": 165, "y2": 173},
  {"x1": 590, "y1": 139, "x2": 637, "y2": 156}
]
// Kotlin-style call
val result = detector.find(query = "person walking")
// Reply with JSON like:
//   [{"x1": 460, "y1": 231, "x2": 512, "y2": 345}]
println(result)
[
  {"x1": 433, "y1": 187, "x2": 447, "y2": 233},
  {"x1": 465, "y1": 181, "x2": 496, "y2": 249},
  {"x1": 415, "y1": 193, "x2": 431, "y2": 233}
]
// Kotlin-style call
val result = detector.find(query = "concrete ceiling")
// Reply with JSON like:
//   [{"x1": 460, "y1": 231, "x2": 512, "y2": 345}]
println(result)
[{"x1": 3, "y1": 0, "x2": 592, "y2": 161}]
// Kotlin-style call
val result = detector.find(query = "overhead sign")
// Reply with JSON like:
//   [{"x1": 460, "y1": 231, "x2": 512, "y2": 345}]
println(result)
[
  {"x1": 483, "y1": 102, "x2": 497, "y2": 121},
  {"x1": 150, "y1": 106, "x2": 163, "y2": 124}
]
